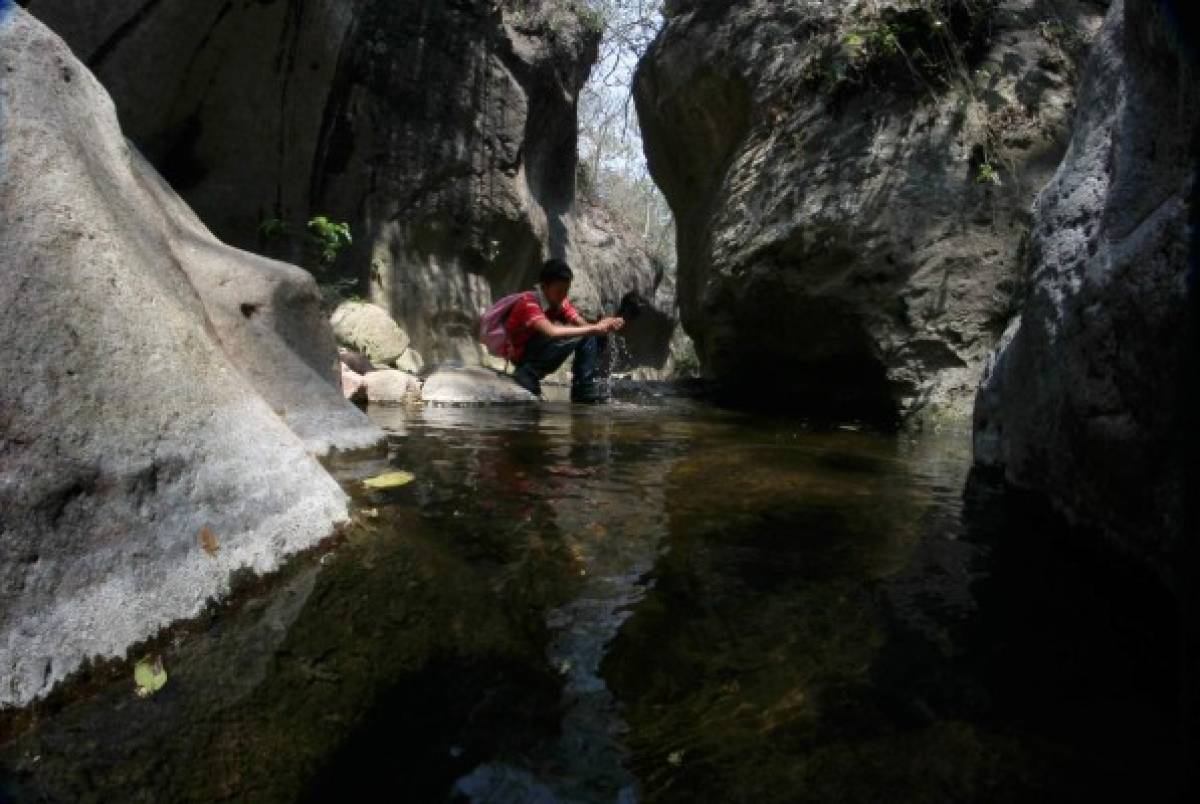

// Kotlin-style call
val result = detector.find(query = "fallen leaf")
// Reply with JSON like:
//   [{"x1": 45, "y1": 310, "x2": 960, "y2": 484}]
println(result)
[
  {"x1": 197, "y1": 525, "x2": 219, "y2": 557},
  {"x1": 668, "y1": 750, "x2": 685, "y2": 767},
  {"x1": 362, "y1": 470, "x2": 416, "y2": 490},
  {"x1": 134, "y1": 656, "x2": 168, "y2": 697}
]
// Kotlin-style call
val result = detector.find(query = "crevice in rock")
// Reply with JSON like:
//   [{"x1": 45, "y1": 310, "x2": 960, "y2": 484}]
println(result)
[{"x1": 85, "y1": 0, "x2": 168, "y2": 69}]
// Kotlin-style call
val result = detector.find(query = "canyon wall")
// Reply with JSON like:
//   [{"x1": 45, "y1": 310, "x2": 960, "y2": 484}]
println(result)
[{"x1": 635, "y1": 0, "x2": 1105, "y2": 419}]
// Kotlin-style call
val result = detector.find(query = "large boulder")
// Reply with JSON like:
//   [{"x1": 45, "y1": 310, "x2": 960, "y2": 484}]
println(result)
[
  {"x1": 635, "y1": 0, "x2": 1105, "y2": 419},
  {"x1": 330, "y1": 301, "x2": 410, "y2": 367},
  {"x1": 25, "y1": 0, "x2": 678, "y2": 372},
  {"x1": 0, "y1": 9, "x2": 382, "y2": 708},
  {"x1": 973, "y1": 0, "x2": 1198, "y2": 586}
]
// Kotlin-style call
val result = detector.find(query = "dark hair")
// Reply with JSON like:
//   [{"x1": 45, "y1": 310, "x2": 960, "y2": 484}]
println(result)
[{"x1": 538, "y1": 258, "x2": 573, "y2": 285}]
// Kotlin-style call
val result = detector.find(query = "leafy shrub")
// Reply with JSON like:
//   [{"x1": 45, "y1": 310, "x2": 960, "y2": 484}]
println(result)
[
  {"x1": 807, "y1": 1, "x2": 1000, "y2": 103},
  {"x1": 256, "y1": 214, "x2": 358, "y2": 310},
  {"x1": 306, "y1": 216, "x2": 353, "y2": 266},
  {"x1": 975, "y1": 162, "x2": 1002, "y2": 186}
]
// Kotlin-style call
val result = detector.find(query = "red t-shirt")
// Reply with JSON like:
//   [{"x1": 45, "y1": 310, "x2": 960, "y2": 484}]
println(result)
[{"x1": 505, "y1": 291, "x2": 582, "y2": 363}]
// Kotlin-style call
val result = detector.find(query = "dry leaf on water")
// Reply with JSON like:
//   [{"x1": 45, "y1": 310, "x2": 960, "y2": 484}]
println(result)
[
  {"x1": 362, "y1": 470, "x2": 416, "y2": 490},
  {"x1": 134, "y1": 656, "x2": 168, "y2": 697},
  {"x1": 197, "y1": 525, "x2": 219, "y2": 557}
]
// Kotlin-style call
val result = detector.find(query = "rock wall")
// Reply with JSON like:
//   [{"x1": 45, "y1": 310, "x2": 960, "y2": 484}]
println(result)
[
  {"x1": 635, "y1": 0, "x2": 1105, "y2": 420},
  {"x1": 0, "y1": 8, "x2": 382, "y2": 708},
  {"x1": 973, "y1": 0, "x2": 1198, "y2": 587},
  {"x1": 23, "y1": 0, "x2": 677, "y2": 368}
]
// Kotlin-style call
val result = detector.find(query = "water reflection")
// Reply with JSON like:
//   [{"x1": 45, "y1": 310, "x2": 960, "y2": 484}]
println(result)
[{"x1": 0, "y1": 403, "x2": 1181, "y2": 803}]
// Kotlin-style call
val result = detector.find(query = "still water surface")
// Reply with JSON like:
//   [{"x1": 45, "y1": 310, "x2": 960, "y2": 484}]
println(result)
[{"x1": 0, "y1": 397, "x2": 1181, "y2": 802}]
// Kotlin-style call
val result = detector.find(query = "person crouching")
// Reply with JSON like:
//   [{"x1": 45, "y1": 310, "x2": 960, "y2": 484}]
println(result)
[{"x1": 505, "y1": 259, "x2": 625, "y2": 403}]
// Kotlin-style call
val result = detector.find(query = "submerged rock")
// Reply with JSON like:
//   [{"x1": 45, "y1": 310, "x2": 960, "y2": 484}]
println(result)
[
  {"x1": 0, "y1": 10, "x2": 383, "y2": 708},
  {"x1": 973, "y1": 0, "x2": 1198, "y2": 585},
  {"x1": 636, "y1": 0, "x2": 1105, "y2": 419}
]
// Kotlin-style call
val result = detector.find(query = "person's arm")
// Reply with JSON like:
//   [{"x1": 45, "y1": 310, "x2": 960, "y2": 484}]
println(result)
[
  {"x1": 562, "y1": 299, "x2": 624, "y2": 332},
  {"x1": 529, "y1": 316, "x2": 621, "y2": 339}
]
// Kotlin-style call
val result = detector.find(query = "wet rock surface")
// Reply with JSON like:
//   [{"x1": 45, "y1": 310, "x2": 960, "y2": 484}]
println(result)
[
  {"x1": 0, "y1": 9, "x2": 382, "y2": 708},
  {"x1": 635, "y1": 0, "x2": 1105, "y2": 420},
  {"x1": 330, "y1": 301, "x2": 411, "y2": 367}
]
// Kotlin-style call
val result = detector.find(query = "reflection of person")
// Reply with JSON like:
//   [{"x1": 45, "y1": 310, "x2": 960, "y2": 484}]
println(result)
[{"x1": 505, "y1": 259, "x2": 625, "y2": 403}]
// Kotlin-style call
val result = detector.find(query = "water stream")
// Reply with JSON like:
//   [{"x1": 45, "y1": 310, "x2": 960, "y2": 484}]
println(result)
[{"x1": 0, "y1": 395, "x2": 1182, "y2": 802}]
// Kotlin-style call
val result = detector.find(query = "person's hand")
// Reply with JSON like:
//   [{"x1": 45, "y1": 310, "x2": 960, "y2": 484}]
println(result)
[{"x1": 595, "y1": 316, "x2": 625, "y2": 334}]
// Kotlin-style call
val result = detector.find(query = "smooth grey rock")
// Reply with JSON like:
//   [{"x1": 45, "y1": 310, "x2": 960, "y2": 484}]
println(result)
[
  {"x1": 330, "y1": 301, "x2": 410, "y2": 367},
  {"x1": 0, "y1": 10, "x2": 382, "y2": 709},
  {"x1": 363, "y1": 369, "x2": 422, "y2": 404},
  {"x1": 973, "y1": 0, "x2": 1197, "y2": 584},
  {"x1": 420, "y1": 368, "x2": 537, "y2": 405},
  {"x1": 25, "y1": 0, "x2": 677, "y2": 372},
  {"x1": 635, "y1": 0, "x2": 1106, "y2": 420}
]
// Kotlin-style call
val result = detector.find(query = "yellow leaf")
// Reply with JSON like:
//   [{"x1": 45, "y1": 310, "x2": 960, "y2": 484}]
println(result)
[
  {"x1": 134, "y1": 656, "x2": 168, "y2": 697},
  {"x1": 197, "y1": 525, "x2": 219, "y2": 557},
  {"x1": 362, "y1": 470, "x2": 416, "y2": 490}
]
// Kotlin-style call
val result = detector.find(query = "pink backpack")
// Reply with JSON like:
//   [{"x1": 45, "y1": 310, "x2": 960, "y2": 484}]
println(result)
[{"x1": 479, "y1": 291, "x2": 529, "y2": 358}]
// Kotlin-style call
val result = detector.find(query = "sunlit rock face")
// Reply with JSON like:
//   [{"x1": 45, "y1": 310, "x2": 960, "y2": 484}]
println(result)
[
  {"x1": 0, "y1": 9, "x2": 382, "y2": 708},
  {"x1": 974, "y1": 0, "x2": 1199, "y2": 585},
  {"x1": 25, "y1": 0, "x2": 677, "y2": 370},
  {"x1": 636, "y1": 0, "x2": 1105, "y2": 420}
]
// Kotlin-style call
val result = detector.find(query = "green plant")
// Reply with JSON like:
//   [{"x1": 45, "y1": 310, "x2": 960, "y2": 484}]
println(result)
[
  {"x1": 975, "y1": 162, "x2": 1002, "y2": 186},
  {"x1": 809, "y1": 1, "x2": 1001, "y2": 105},
  {"x1": 847, "y1": 20, "x2": 903, "y2": 58},
  {"x1": 306, "y1": 215, "x2": 353, "y2": 265}
]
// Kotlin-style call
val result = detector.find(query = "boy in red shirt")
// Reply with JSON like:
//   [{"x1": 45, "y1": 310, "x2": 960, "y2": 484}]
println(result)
[{"x1": 506, "y1": 259, "x2": 625, "y2": 402}]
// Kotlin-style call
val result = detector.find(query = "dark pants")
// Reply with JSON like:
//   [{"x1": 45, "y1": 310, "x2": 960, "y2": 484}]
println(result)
[{"x1": 516, "y1": 335, "x2": 609, "y2": 399}]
